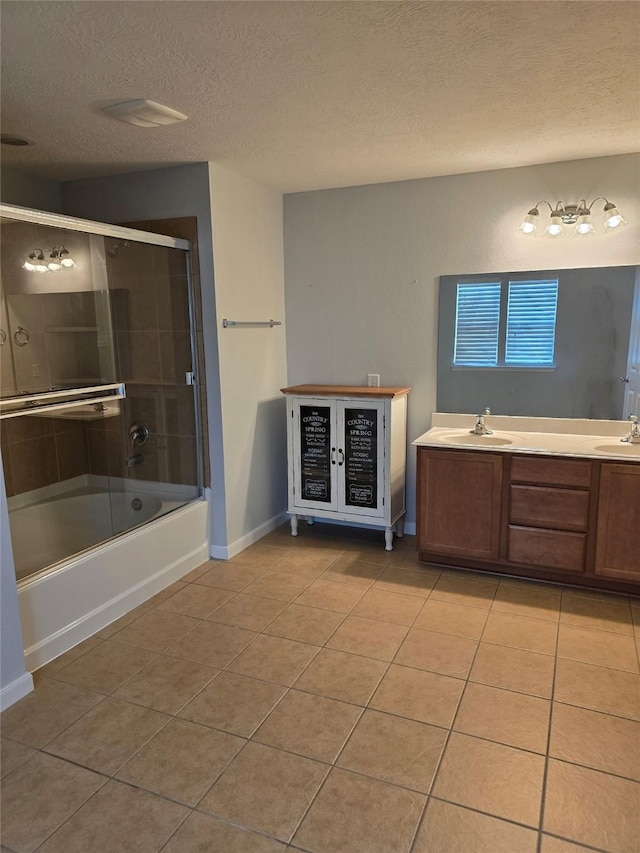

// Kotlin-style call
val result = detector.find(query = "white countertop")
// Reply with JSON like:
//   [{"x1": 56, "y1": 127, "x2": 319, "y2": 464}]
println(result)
[{"x1": 413, "y1": 413, "x2": 640, "y2": 463}]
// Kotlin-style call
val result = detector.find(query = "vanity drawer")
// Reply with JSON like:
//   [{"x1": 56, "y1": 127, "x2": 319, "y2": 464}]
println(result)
[
  {"x1": 510, "y1": 456, "x2": 592, "y2": 488},
  {"x1": 508, "y1": 525, "x2": 586, "y2": 572},
  {"x1": 509, "y1": 485, "x2": 590, "y2": 532}
]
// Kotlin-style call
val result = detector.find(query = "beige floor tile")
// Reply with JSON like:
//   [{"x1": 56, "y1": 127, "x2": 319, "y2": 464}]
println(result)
[
  {"x1": 264, "y1": 603, "x2": 345, "y2": 645},
  {"x1": 482, "y1": 610, "x2": 558, "y2": 654},
  {"x1": 156, "y1": 583, "x2": 235, "y2": 618},
  {"x1": 0, "y1": 752, "x2": 105, "y2": 853},
  {"x1": 179, "y1": 671, "x2": 286, "y2": 737},
  {"x1": 557, "y1": 623, "x2": 639, "y2": 673},
  {"x1": 206, "y1": 592, "x2": 286, "y2": 630},
  {"x1": 351, "y1": 588, "x2": 424, "y2": 626},
  {"x1": 295, "y1": 578, "x2": 366, "y2": 612},
  {"x1": 470, "y1": 642, "x2": 555, "y2": 698},
  {"x1": 108, "y1": 609, "x2": 201, "y2": 652},
  {"x1": 161, "y1": 811, "x2": 286, "y2": 852},
  {"x1": 34, "y1": 637, "x2": 103, "y2": 680},
  {"x1": 94, "y1": 603, "x2": 151, "y2": 639},
  {"x1": 338, "y1": 542, "x2": 395, "y2": 566},
  {"x1": 294, "y1": 648, "x2": 387, "y2": 705},
  {"x1": 370, "y1": 664, "x2": 464, "y2": 727},
  {"x1": 431, "y1": 572, "x2": 498, "y2": 609},
  {"x1": 543, "y1": 759, "x2": 640, "y2": 853},
  {"x1": 321, "y1": 555, "x2": 384, "y2": 587},
  {"x1": 112, "y1": 654, "x2": 218, "y2": 714},
  {"x1": 293, "y1": 767, "x2": 425, "y2": 853},
  {"x1": 0, "y1": 738, "x2": 36, "y2": 779},
  {"x1": 540, "y1": 835, "x2": 601, "y2": 852},
  {"x1": 413, "y1": 799, "x2": 539, "y2": 853},
  {"x1": 180, "y1": 561, "x2": 211, "y2": 582},
  {"x1": 0, "y1": 678, "x2": 104, "y2": 747},
  {"x1": 414, "y1": 598, "x2": 488, "y2": 639},
  {"x1": 45, "y1": 697, "x2": 169, "y2": 775},
  {"x1": 199, "y1": 741, "x2": 328, "y2": 842},
  {"x1": 227, "y1": 634, "x2": 319, "y2": 686},
  {"x1": 276, "y1": 549, "x2": 342, "y2": 577},
  {"x1": 194, "y1": 560, "x2": 268, "y2": 591},
  {"x1": 116, "y1": 717, "x2": 243, "y2": 805},
  {"x1": 165, "y1": 621, "x2": 257, "y2": 668},
  {"x1": 550, "y1": 703, "x2": 640, "y2": 780},
  {"x1": 373, "y1": 565, "x2": 439, "y2": 598},
  {"x1": 454, "y1": 682, "x2": 551, "y2": 753},
  {"x1": 230, "y1": 543, "x2": 289, "y2": 567},
  {"x1": 493, "y1": 581, "x2": 562, "y2": 620},
  {"x1": 254, "y1": 688, "x2": 362, "y2": 762},
  {"x1": 560, "y1": 595, "x2": 634, "y2": 635},
  {"x1": 554, "y1": 658, "x2": 640, "y2": 720},
  {"x1": 395, "y1": 628, "x2": 478, "y2": 678},
  {"x1": 241, "y1": 570, "x2": 313, "y2": 602},
  {"x1": 36, "y1": 779, "x2": 187, "y2": 853},
  {"x1": 433, "y1": 732, "x2": 545, "y2": 827},
  {"x1": 337, "y1": 709, "x2": 446, "y2": 793},
  {"x1": 144, "y1": 581, "x2": 188, "y2": 607},
  {"x1": 326, "y1": 614, "x2": 408, "y2": 661},
  {"x1": 53, "y1": 639, "x2": 157, "y2": 694}
]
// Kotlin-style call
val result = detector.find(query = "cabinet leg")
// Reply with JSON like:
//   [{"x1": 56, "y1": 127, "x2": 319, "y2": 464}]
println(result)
[
  {"x1": 384, "y1": 527, "x2": 394, "y2": 551},
  {"x1": 290, "y1": 515, "x2": 299, "y2": 537},
  {"x1": 396, "y1": 517, "x2": 405, "y2": 538},
  {"x1": 307, "y1": 517, "x2": 315, "y2": 526}
]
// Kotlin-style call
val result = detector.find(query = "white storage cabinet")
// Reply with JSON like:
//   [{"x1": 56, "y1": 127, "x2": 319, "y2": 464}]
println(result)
[{"x1": 281, "y1": 385, "x2": 411, "y2": 550}]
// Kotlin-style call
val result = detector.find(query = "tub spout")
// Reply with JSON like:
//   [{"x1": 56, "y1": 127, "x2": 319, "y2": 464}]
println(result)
[{"x1": 127, "y1": 453, "x2": 144, "y2": 468}]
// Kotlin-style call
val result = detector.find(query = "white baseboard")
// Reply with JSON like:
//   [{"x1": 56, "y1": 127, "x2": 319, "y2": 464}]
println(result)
[
  {"x1": 0, "y1": 671, "x2": 34, "y2": 711},
  {"x1": 210, "y1": 510, "x2": 289, "y2": 561}
]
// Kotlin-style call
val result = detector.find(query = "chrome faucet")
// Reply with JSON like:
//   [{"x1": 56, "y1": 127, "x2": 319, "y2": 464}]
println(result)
[
  {"x1": 621, "y1": 414, "x2": 640, "y2": 444},
  {"x1": 470, "y1": 407, "x2": 493, "y2": 436}
]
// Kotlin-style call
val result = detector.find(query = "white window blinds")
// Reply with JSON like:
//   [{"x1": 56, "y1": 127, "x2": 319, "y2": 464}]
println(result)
[
  {"x1": 453, "y1": 278, "x2": 558, "y2": 368},
  {"x1": 506, "y1": 280, "x2": 558, "y2": 366},
  {"x1": 454, "y1": 282, "x2": 501, "y2": 366}
]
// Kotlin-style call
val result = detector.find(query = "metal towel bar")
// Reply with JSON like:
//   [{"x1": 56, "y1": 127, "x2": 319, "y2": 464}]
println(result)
[{"x1": 222, "y1": 319, "x2": 282, "y2": 328}]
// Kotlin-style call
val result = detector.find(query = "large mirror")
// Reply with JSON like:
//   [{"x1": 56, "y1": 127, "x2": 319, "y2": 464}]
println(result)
[{"x1": 437, "y1": 265, "x2": 638, "y2": 420}]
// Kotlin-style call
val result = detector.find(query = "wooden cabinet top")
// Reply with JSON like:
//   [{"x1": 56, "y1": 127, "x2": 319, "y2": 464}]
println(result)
[{"x1": 281, "y1": 384, "x2": 411, "y2": 398}]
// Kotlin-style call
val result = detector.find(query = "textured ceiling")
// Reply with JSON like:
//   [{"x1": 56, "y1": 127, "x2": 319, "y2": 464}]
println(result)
[{"x1": 1, "y1": 1, "x2": 639, "y2": 192}]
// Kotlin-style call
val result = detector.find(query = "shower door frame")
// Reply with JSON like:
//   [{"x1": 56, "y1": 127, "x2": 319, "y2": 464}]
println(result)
[{"x1": 0, "y1": 202, "x2": 206, "y2": 565}]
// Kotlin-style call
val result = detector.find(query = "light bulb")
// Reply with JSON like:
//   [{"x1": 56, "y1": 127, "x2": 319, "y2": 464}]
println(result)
[
  {"x1": 34, "y1": 251, "x2": 48, "y2": 272},
  {"x1": 48, "y1": 260, "x2": 62, "y2": 271},
  {"x1": 22, "y1": 252, "x2": 37, "y2": 271},
  {"x1": 574, "y1": 212, "x2": 595, "y2": 236},
  {"x1": 544, "y1": 213, "x2": 565, "y2": 238},
  {"x1": 517, "y1": 208, "x2": 539, "y2": 235},
  {"x1": 60, "y1": 257, "x2": 76, "y2": 268},
  {"x1": 603, "y1": 203, "x2": 627, "y2": 231}
]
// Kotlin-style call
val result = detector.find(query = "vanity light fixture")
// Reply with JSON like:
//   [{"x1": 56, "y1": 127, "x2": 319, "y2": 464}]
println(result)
[
  {"x1": 23, "y1": 246, "x2": 76, "y2": 273},
  {"x1": 518, "y1": 198, "x2": 628, "y2": 238}
]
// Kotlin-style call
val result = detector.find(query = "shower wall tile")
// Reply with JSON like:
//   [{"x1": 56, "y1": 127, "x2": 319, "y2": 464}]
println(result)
[
  {"x1": 56, "y1": 430, "x2": 90, "y2": 481},
  {"x1": 164, "y1": 387, "x2": 196, "y2": 437},
  {"x1": 156, "y1": 276, "x2": 191, "y2": 331},
  {"x1": 123, "y1": 332, "x2": 162, "y2": 383},
  {"x1": 167, "y1": 436, "x2": 198, "y2": 487},
  {"x1": 2, "y1": 448, "x2": 16, "y2": 498},
  {"x1": 11, "y1": 434, "x2": 58, "y2": 493},
  {"x1": 159, "y1": 331, "x2": 192, "y2": 385}
]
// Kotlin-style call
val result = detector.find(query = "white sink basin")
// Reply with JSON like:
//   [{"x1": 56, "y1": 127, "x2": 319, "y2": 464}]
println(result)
[
  {"x1": 439, "y1": 432, "x2": 524, "y2": 447},
  {"x1": 593, "y1": 443, "x2": 640, "y2": 456}
]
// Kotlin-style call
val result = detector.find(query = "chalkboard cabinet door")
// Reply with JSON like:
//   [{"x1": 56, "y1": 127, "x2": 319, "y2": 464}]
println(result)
[{"x1": 291, "y1": 398, "x2": 385, "y2": 518}]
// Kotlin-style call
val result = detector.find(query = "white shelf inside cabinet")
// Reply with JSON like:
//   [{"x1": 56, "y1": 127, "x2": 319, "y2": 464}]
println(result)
[{"x1": 281, "y1": 384, "x2": 411, "y2": 550}]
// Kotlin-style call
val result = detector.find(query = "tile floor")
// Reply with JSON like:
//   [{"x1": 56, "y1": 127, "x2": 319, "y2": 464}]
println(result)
[{"x1": 1, "y1": 523, "x2": 639, "y2": 853}]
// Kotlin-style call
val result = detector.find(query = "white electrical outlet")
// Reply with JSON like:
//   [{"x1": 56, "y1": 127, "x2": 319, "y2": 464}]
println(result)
[{"x1": 367, "y1": 374, "x2": 380, "y2": 387}]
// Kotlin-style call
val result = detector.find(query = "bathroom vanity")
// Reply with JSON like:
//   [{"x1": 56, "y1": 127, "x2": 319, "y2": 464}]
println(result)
[{"x1": 415, "y1": 414, "x2": 640, "y2": 594}]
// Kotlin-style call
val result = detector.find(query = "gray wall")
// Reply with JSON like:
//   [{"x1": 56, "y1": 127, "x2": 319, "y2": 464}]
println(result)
[
  {"x1": 438, "y1": 266, "x2": 636, "y2": 419},
  {"x1": 1, "y1": 167, "x2": 63, "y2": 212},
  {"x1": 284, "y1": 153, "x2": 640, "y2": 530}
]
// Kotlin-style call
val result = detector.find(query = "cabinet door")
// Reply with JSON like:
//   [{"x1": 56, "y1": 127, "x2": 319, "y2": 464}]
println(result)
[
  {"x1": 292, "y1": 399, "x2": 338, "y2": 511},
  {"x1": 418, "y1": 449, "x2": 503, "y2": 560},
  {"x1": 337, "y1": 401, "x2": 385, "y2": 518},
  {"x1": 594, "y1": 464, "x2": 640, "y2": 581}
]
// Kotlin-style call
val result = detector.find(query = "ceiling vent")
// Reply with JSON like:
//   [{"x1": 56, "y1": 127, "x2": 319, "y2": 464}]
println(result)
[{"x1": 102, "y1": 99, "x2": 187, "y2": 127}]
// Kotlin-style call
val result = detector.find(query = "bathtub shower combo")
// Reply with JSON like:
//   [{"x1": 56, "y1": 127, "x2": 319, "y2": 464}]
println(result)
[{"x1": 0, "y1": 205, "x2": 209, "y2": 669}]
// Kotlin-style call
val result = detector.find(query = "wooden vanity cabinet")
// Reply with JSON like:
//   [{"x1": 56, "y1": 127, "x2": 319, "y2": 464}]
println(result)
[
  {"x1": 594, "y1": 464, "x2": 640, "y2": 583},
  {"x1": 417, "y1": 447, "x2": 640, "y2": 593}
]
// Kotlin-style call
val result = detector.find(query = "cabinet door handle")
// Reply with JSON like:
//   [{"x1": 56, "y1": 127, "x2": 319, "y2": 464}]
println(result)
[
  {"x1": 338, "y1": 449, "x2": 345, "y2": 466},
  {"x1": 331, "y1": 447, "x2": 336, "y2": 465}
]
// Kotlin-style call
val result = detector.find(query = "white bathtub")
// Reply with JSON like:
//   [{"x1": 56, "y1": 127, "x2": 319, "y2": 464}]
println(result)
[{"x1": 13, "y1": 479, "x2": 209, "y2": 671}]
